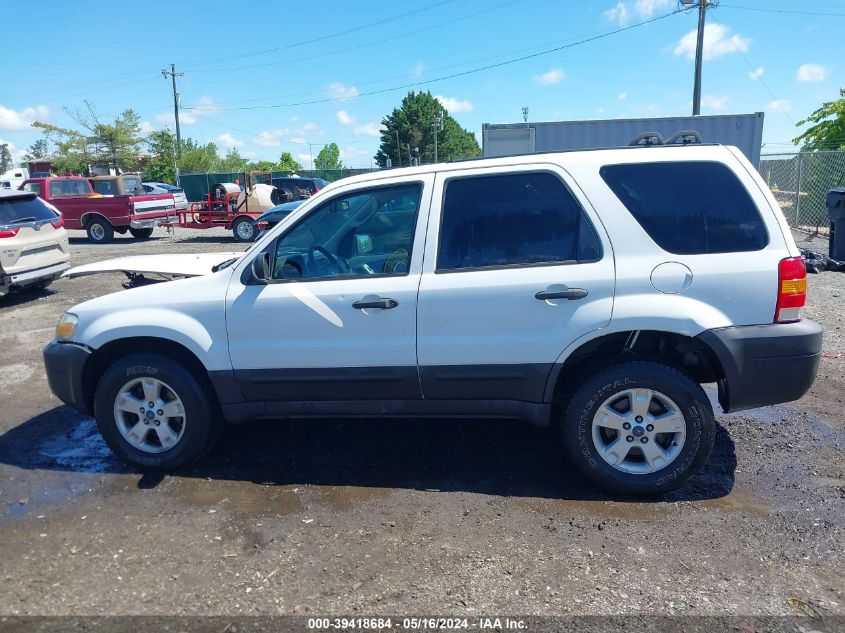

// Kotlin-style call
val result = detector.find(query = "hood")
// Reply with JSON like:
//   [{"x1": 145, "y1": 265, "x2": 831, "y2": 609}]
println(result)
[{"x1": 64, "y1": 251, "x2": 243, "y2": 280}]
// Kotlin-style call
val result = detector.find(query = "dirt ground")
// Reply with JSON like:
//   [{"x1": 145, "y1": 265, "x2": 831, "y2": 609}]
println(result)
[{"x1": 0, "y1": 227, "x2": 842, "y2": 622}]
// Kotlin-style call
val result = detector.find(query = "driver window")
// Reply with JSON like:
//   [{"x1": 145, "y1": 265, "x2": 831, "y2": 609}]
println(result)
[{"x1": 272, "y1": 183, "x2": 422, "y2": 281}]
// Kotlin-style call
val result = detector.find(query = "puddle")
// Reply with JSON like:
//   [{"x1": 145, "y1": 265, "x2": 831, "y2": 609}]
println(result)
[
  {"x1": 38, "y1": 417, "x2": 118, "y2": 473},
  {"x1": 696, "y1": 490, "x2": 773, "y2": 515},
  {"x1": 518, "y1": 497, "x2": 668, "y2": 521},
  {"x1": 312, "y1": 485, "x2": 394, "y2": 511}
]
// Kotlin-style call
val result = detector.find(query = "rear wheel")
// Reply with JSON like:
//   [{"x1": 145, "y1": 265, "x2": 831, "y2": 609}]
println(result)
[
  {"x1": 129, "y1": 227, "x2": 154, "y2": 239},
  {"x1": 85, "y1": 217, "x2": 114, "y2": 244},
  {"x1": 561, "y1": 361, "x2": 715, "y2": 496},
  {"x1": 232, "y1": 216, "x2": 256, "y2": 242},
  {"x1": 94, "y1": 353, "x2": 223, "y2": 470}
]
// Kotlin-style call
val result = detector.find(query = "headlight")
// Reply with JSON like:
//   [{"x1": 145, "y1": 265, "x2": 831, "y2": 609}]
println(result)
[{"x1": 55, "y1": 312, "x2": 78, "y2": 341}]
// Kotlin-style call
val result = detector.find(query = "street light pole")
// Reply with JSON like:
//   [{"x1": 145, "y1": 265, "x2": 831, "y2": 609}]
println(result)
[{"x1": 433, "y1": 112, "x2": 444, "y2": 164}]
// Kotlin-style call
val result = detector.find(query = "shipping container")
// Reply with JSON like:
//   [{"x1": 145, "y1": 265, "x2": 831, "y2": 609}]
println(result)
[{"x1": 482, "y1": 112, "x2": 765, "y2": 167}]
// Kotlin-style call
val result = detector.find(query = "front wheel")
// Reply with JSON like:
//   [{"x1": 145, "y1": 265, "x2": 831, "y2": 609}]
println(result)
[
  {"x1": 129, "y1": 227, "x2": 154, "y2": 239},
  {"x1": 232, "y1": 216, "x2": 256, "y2": 242},
  {"x1": 94, "y1": 353, "x2": 223, "y2": 470},
  {"x1": 561, "y1": 361, "x2": 715, "y2": 496}
]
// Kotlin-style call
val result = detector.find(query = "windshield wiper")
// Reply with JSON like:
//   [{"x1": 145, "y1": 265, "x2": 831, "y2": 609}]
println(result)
[
  {"x1": 212, "y1": 258, "x2": 239, "y2": 273},
  {"x1": 11, "y1": 216, "x2": 37, "y2": 224}
]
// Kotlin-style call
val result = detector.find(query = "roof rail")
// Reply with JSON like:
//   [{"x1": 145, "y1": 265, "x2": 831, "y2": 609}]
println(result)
[
  {"x1": 630, "y1": 132, "x2": 664, "y2": 146},
  {"x1": 665, "y1": 130, "x2": 703, "y2": 145}
]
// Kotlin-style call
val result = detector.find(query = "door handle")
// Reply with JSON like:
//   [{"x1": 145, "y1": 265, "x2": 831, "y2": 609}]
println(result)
[
  {"x1": 535, "y1": 288, "x2": 589, "y2": 301},
  {"x1": 352, "y1": 297, "x2": 399, "y2": 310}
]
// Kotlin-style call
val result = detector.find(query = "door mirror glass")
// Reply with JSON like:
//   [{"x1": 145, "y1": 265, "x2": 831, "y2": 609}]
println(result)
[
  {"x1": 355, "y1": 234, "x2": 373, "y2": 255},
  {"x1": 251, "y1": 252, "x2": 271, "y2": 283}
]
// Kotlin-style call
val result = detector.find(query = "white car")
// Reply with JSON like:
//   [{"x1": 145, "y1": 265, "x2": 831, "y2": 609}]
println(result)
[
  {"x1": 1, "y1": 190, "x2": 70, "y2": 297},
  {"x1": 143, "y1": 182, "x2": 188, "y2": 210},
  {"x1": 43, "y1": 143, "x2": 821, "y2": 495}
]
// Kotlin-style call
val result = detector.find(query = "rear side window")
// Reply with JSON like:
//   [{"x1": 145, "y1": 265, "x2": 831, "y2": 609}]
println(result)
[
  {"x1": 91, "y1": 180, "x2": 116, "y2": 195},
  {"x1": 0, "y1": 196, "x2": 58, "y2": 224},
  {"x1": 600, "y1": 161, "x2": 768, "y2": 254},
  {"x1": 23, "y1": 182, "x2": 42, "y2": 195},
  {"x1": 437, "y1": 171, "x2": 602, "y2": 271},
  {"x1": 50, "y1": 179, "x2": 91, "y2": 196}
]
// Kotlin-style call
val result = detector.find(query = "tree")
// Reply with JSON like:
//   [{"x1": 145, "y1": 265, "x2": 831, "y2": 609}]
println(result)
[
  {"x1": 278, "y1": 151, "x2": 302, "y2": 172},
  {"x1": 22, "y1": 139, "x2": 49, "y2": 162},
  {"x1": 144, "y1": 129, "x2": 178, "y2": 183},
  {"x1": 250, "y1": 160, "x2": 278, "y2": 172},
  {"x1": 32, "y1": 102, "x2": 145, "y2": 174},
  {"x1": 315, "y1": 143, "x2": 343, "y2": 170},
  {"x1": 0, "y1": 144, "x2": 11, "y2": 172},
  {"x1": 218, "y1": 147, "x2": 249, "y2": 172},
  {"x1": 375, "y1": 90, "x2": 480, "y2": 167},
  {"x1": 793, "y1": 88, "x2": 845, "y2": 151}
]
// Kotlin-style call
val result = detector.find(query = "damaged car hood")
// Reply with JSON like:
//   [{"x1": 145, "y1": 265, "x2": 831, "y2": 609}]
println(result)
[{"x1": 64, "y1": 251, "x2": 243, "y2": 280}]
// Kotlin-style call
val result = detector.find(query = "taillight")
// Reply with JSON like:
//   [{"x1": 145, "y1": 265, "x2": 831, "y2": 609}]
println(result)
[
  {"x1": 775, "y1": 256, "x2": 807, "y2": 323},
  {"x1": 51, "y1": 215, "x2": 64, "y2": 229},
  {"x1": 128, "y1": 202, "x2": 135, "y2": 214},
  {"x1": 0, "y1": 227, "x2": 21, "y2": 238}
]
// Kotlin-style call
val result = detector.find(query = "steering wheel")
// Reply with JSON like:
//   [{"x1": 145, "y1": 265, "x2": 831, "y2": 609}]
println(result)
[{"x1": 307, "y1": 245, "x2": 349, "y2": 275}]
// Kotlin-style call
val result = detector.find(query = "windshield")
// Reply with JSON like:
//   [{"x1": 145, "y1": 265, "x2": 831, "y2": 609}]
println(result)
[{"x1": 0, "y1": 196, "x2": 59, "y2": 225}]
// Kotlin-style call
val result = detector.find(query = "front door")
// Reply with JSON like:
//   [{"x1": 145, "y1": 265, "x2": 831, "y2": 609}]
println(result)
[
  {"x1": 416, "y1": 164, "x2": 615, "y2": 402},
  {"x1": 226, "y1": 176, "x2": 433, "y2": 402}
]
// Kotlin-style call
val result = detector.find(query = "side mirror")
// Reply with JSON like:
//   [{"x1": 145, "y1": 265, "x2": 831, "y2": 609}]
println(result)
[{"x1": 251, "y1": 252, "x2": 271, "y2": 283}]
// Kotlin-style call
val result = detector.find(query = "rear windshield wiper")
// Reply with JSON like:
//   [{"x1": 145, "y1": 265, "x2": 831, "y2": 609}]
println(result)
[{"x1": 11, "y1": 216, "x2": 37, "y2": 224}]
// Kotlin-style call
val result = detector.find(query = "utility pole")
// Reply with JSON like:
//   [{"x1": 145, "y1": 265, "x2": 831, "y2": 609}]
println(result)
[
  {"x1": 522, "y1": 106, "x2": 529, "y2": 124},
  {"x1": 682, "y1": 0, "x2": 717, "y2": 116},
  {"x1": 161, "y1": 63, "x2": 184, "y2": 184},
  {"x1": 432, "y1": 111, "x2": 444, "y2": 163}
]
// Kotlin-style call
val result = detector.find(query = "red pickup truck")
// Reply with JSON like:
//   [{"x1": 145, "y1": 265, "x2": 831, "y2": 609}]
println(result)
[{"x1": 19, "y1": 176, "x2": 176, "y2": 243}]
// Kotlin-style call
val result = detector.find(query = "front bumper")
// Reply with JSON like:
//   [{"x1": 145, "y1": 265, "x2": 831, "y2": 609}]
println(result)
[
  {"x1": 696, "y1": 320, "x2": 823, "y2": 412},
  {"x1": 43, "y1": 341, "x2": 92, "y2": 415},
  {"x1": 130, "y1": 214, "x2": 178, "y2": 229}
]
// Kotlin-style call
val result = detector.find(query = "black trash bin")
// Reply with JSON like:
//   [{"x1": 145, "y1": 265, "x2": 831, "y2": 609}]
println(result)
[{"x1": 827, "y1": 187, "x2": 845, "y2": 260}]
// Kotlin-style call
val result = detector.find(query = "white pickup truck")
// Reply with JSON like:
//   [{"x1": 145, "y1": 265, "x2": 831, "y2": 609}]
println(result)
[{"x1": 43, "y1": 144, "x2": 822, "y2": 495}]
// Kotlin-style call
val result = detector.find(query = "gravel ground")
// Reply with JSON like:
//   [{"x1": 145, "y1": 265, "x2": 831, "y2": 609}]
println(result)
[{"x1": 0, "y1": 228, "x2": 842, "y2": 623}]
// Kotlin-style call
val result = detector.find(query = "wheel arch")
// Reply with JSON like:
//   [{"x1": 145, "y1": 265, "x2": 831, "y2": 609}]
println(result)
[
  {"x1": 545, "y1": 329, "x2": 727, "y2": 409},
  {"x1": 80, "y1": 211, "x2": 112, "y2": 227},
  {"x1": 82, "y1": 336, "x2": 222, "y2": 415}
]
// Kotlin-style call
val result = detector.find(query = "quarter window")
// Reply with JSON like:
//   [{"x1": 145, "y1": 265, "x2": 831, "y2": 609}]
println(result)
[
  {"x1": 437, "y1": 172, "x2": 601, "y2": 271},
  {"x1": 600, "y1": 161, "x2": 769, "y2": 254}
]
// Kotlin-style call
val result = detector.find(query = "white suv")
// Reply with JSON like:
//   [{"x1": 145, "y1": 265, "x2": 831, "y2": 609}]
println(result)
[{"x1": 43, "y1": 145, "x2": 822, "y2": 495}]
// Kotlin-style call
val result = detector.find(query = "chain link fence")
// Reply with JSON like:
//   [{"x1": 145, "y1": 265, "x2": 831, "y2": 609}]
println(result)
[{"x1": 759, "y1": 151, "x2": 845, "y2": 231}]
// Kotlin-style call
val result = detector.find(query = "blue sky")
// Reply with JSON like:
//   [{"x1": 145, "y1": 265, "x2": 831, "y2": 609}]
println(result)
[{"x1": 2, "y1": 0, "x2": 842, "y2": 168}]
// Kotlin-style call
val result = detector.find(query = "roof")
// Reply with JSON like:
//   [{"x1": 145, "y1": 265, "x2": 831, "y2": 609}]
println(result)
[{"x1": 0, "y1": 189, "x2": 37, "y2": 201}]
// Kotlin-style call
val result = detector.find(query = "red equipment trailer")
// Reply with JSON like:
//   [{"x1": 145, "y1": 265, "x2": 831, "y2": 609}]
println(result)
[{"x1": 167, "y1": 183, "x2": 262, "y2": 242}]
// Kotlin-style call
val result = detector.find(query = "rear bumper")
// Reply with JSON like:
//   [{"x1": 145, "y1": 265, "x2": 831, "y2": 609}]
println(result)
[
  {"x1": 130, "y1": 213, "x2": 178, "y2": 229},
  {"x1": 1, "y1": 261, "x2": 70, "y2": 291},
  {"x1": 696, "y1": 320, "x2": 823, "y2": 412},
  {"x1": 43, "y1": 341, "x2": 92, "y2": 415}
]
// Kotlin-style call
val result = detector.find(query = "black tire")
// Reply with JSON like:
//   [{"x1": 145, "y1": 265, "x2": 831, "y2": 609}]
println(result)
[
  {"x1": 85, "y1": 217, "x2": 114, "y2": 244},
  {"x1": 561, "y1": 361, "x2": 715, "y2": 497},
  {"x1": 93, "y1": 353, "x2": 223, "y2": 470},
  {"x1": 232, "y1": 216, "x2": 256, "y2": 242},
  {"x1": 129, "y1": 227, "x2": 154, "y2": 239}
]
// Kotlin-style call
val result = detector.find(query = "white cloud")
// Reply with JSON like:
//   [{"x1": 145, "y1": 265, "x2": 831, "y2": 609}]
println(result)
[
  {"x1": 158, "y1": 95, "x2": 218, "y2": 126},
  {"x1": 328, "y1": 82, "x2": 359, "y2": 100},
  {"x1": 603, "y1": 1, "x2": 630, "y2": 25},
  {"x1": 701, "y1": 94, "x2": 729, "y2": 111},
  {"x1": 435, "y1": 95, "x2": 474, "y2": 113},
  {"x1": 336, "y1": 110, "x2": 356, "y2": 126},
  {"x1": 748, "y1": 66, "x2": 764, "y2": 81},
  {"x1": 604, "y1": 0, "x2": 672, "y2": 25},
  {"x1": 140, "y1": 120, "x2": 155, "y2": 133},
  {"x1": 354, "y1": 122, "x2": 381, "y2": 137},
  {"x1": 0, "y1": 138, "x2": 25, "y2": 164},
  {"x1": 296, "y1": 152, "x2": 311, "y2": 164},
  {"x1": 796, "y1": 63, "x2": 828, "y2": 83},
  {"x1": 412, "y1": 61, "x2": 424, "y2": 76},
  {"x1": 534, "y1": 68, "x2": 565, "y2": 85},
  {"x1": 674, "y1": 23, "x2": 750, "y2": 61},
  {"x1": 216, "y1": 133, "x2": 243, "y2": 148},
  {"x1": 254, "y1": 129, "x2": 289, "y2": 147},
  {"x1": 767, "y1": 99, "x2": 791, "y2": 114},
  {"x1": 617, "y1": 91, "x2": 628, "y2": 101},
  {"x1": 0, "y1": 104, "x2": 49, "y2": 131},
  {"x1": 301, "y1": 122, "x2": 321, "y2": 133},
  {"x1": 289, "y1": 137, "x2": 307, "y2": 145}
]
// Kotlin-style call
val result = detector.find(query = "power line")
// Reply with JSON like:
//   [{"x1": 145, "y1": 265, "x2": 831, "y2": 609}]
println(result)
[
  {"x1": 190, "y1": 0, "x2": 520, "y2": 75},
  {"x1": 719, "y1": 4, "x2": 845, "y2": 17},
  {"x1": 185, "y1": 8, "x2": 683, "y2": 112},
  {"x1": 178, "y1": 0, "x2": 455, "y2": 70}
]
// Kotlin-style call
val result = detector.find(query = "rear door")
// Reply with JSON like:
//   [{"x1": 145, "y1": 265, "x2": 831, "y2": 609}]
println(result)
[{"x1": 416, "y1": 163, "x2": 615, "y2": 402}]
